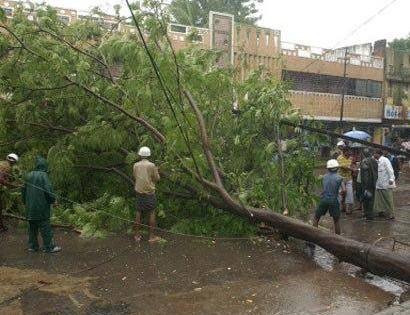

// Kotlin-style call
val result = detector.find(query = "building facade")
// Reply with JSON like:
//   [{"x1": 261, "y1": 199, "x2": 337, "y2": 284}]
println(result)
[
  {"x1": 281, "y1": 42, "x2": 384, "y2": 141},
  {"x1": 2, "y1": 0, "x2": 407, "y2": 142}
]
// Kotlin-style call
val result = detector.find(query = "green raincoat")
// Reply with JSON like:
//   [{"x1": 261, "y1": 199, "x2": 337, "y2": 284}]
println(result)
[{"x1": 22, "y1": 157, "x2": 56, "y2": 220}]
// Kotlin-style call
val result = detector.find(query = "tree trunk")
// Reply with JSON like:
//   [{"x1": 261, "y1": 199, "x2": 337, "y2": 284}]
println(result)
[{"x1": 184, "y1": 89, "x2": 410, "y2": 283}]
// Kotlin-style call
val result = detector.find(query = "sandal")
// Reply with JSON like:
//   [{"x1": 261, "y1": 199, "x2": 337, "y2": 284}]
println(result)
[{"x1": 148, "y1": 236, "x2": 162, "y2": 243}]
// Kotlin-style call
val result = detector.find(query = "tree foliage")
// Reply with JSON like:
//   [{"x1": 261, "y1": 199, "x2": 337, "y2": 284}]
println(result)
[
  {"x1": 0, "y1": 2, "x2": 319, "y2": 237},
  {"x1": 168, "y1": 0, "x2": 263, "y2": 27},
  {"x1": 389, "y1": 34, "x2": 410, "y2": 50}
]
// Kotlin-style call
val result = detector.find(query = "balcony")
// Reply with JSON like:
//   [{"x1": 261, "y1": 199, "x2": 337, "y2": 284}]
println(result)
[{"x1": 288, "y1": 90, "x2": 383, "y2": 123}]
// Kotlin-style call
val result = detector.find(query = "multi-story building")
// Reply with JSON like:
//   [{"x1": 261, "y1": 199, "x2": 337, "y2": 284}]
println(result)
[
  {"x1": 1, "y1": 0, "x2": 397, "y2": 142},
  {"x1": 282, "y1": 42, "x2": 384, "y2": 139},
  {"x1": 373, "y1": 40, "x2": 410, "y2": 143}
]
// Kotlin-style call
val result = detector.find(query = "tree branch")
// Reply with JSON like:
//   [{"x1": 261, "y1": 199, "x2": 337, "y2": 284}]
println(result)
[
  {"x1": 65, "y1": 76, "x2": 166, "y2": 143},
  {"x1": 5, "y1": 120, "x2": 75, "y2": 133},
  {"x1": 75, "y1": 164, "x2": 134, "y2": 185}
]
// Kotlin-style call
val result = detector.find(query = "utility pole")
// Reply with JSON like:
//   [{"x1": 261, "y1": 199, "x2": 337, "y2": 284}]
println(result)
[{"x1": 339, "y1": 47, "x2": 349, "y2": 128}]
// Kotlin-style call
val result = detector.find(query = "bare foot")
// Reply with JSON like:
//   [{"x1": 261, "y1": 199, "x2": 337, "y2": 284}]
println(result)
[
  {"x1": 148, "y1": 236, "x2": 162, "y2": 243},
  {"x1": 134, "y1": 235, "x2": 142, "y2": 242}
]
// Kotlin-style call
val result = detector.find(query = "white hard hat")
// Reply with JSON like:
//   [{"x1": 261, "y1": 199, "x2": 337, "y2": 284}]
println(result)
[
  {"x1": 138, "y1": 146, "x2": 151, "y2": 157},
  {"x1": 6, "y1": 153, "x2": 19, "y2": 162},
  {"x1": 326, "y1": 159, "x2": 339, "y2": 169},
  {"x1": 337, "y1": 141, "x2": 346, "y2": 147}
]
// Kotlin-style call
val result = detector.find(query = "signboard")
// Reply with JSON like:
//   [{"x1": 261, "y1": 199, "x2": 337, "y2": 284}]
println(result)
[
  {"x1": 384, "y1": 104, "x2": 402, "y2": 120},
  {"x1": 209, "y1": 11, "x2": 234, "y2": 67}
]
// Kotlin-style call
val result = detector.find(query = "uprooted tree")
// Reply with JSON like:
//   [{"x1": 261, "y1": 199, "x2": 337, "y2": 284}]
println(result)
[{"x1": 0, "y1": 2, "x2": 409, "y2": 282}]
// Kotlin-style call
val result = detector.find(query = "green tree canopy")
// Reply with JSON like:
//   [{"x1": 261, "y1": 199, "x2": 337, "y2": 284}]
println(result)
[
  {"x1": 0, "y1": 1, "x2": 318, "y2": 237},
  {"x1": 168, "y1": 0, "x2": 263, "y2": 27},
  {"x1": 389, "y1": 34, "x2": 410, "y2": 50}
]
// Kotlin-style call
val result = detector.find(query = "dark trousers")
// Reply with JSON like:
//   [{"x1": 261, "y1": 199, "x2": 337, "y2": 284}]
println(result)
[
  {"x1": 363, "y1": 190, "x2": 375, "y2": 219},
  {"x1": 0, "y1": 192, "x2": 6, "y2": 230},
  {"x1": 28, "y1": 220, "x2": 54, "y2": 251},
  {"x1": 0, "y1": 208, "x2": 4, "y2": 230}
]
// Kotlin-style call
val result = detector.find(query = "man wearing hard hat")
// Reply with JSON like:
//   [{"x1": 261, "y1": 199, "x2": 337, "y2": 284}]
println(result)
[
  {"x1": 0, "y1": 153, "x2": 19, "y2": 232},
  {"x1": 133, "y1": 146, "x2": 161, "y2": 243},
  {"x1": 313, "y1": 159, "x2": 344, "y2": 235}
]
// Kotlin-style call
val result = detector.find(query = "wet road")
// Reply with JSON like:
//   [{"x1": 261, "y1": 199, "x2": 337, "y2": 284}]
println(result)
[
  {"x1": 0, "y1": 231, "x2": 399, "y2": 315},
  {"x1": 1, "y1": 171, "x2": 410, "y2": 314}
]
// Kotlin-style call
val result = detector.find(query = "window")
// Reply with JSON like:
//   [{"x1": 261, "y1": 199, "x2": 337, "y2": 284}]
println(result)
[
  {"x1": 2, "y1": 7, "x2": 13, "y2": 17},
  {"x1": 236, "y1": 27, "x2": 241, "y2": 41},
  {"x1": 170, "y1": 24, "x2": 187, "y2": 34},
  {"x1": 57, "y1": 15, "x2": 70, "y2": 25},
  {"x1": 283, "y1": 70, "x2": 382, "y2": 98},
  {"x1": 188, "y1": 32, "x2": 203, "y2": 43},
  {"x1": 246, "y1": 29, "x2": 251, "y2": 40},
  {"x1": 273, "y1": 35, "x2": 278, "y2": 48},
  {"x1": 256, "y1": 33, "x2": 260, "y2": 47},
  {"x1": 265, "y1": 33, "x2": 270, "y2": 46}
]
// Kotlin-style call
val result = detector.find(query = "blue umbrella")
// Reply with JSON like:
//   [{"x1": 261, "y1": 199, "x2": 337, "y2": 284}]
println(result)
[{"x1": 343, "y1": 130, "x2": 371, "y2": 140}]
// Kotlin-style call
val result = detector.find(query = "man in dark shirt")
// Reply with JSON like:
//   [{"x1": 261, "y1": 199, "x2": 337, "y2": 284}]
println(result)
[
  {"x1": 313, "y1": 159, "x2": 344, "y2": 235},
  {"x1": 359, "y1": 149, "x2": 378, "y2": 220}
]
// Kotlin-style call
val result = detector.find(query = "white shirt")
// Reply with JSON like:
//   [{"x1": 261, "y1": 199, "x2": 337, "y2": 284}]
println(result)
[{"x1": 376, "y1": 156, "x2": 395, "y2": 190}]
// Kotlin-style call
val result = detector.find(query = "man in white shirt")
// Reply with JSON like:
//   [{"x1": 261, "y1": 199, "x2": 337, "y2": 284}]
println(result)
[{"x1": 373, "y1": 149, "x2": 395, "y2": 220}]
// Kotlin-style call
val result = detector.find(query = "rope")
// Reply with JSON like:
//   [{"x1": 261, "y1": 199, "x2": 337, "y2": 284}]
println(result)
[{"x1": 9, "y1": 178, "x2": 258, "y2": 241}]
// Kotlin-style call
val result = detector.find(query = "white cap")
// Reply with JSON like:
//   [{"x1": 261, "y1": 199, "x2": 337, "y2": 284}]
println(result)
[
  {"x1": 6, "y1": 153, "x2": 19, "y2": 162},
  {"x1": 326, "y1": 159, "x2": 339, "y2": 169},
  {"x1": 337, "y1": 141, "x2": 346, "y2": 147},
  {"x1": 138, "y1": 146, "x2": 151, "y2": 157}
]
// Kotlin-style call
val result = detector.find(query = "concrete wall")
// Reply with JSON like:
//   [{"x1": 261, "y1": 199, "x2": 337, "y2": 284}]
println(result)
[
  {"x1": 289, "y1": 90, "x2": 383, "y2": 122},
  {"x1": 283, "y1": 54, "x2": 384, "y2": 81}
]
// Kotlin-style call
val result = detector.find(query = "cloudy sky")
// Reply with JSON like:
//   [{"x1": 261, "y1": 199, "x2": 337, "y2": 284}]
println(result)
[{"x1": 46, "y1": 0, "x2": 409, "y2": 48}]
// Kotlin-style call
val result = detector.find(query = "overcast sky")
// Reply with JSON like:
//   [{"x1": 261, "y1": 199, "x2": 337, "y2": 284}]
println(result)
[{"x1": 46, "y1": 0, "x2": 409, "y2": 48}]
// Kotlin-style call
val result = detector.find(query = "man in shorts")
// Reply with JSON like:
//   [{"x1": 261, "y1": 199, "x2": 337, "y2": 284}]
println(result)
[
  {"x1": 133, "y1": 146, "x2": 161, "y2": 243},
  {"x1": 313, "y1": 159, "x2": 344, "y2": 235}
]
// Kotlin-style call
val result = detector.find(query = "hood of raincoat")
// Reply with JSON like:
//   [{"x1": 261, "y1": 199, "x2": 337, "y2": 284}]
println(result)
[{"x1": 34, "y1": 156, "x2": 48, "y2": 172}]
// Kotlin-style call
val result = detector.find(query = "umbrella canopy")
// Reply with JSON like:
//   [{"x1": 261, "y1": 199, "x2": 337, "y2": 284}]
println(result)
[{"x1": 344, "y1": 130, "x2": 371, "y2": 140}]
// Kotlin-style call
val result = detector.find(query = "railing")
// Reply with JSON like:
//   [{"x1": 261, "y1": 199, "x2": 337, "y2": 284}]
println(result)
[
  {"x1": 288, "y1": 90, "x2": 383, "y2": 122},
  {"x1": 282, "y1": 45, "x2": 384, "y2": 69}
]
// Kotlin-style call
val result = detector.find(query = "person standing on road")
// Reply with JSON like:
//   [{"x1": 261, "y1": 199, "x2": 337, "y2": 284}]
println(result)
[
  {"x1": 313, "y1": 159, "x2": 344, "y2": 235},
  {"x1": 383, "y1": 149, "x2": 400, "y2": 181},
  {"x1": 0, "y1": 153, "x2": 19, "y2": 232},
  {"x1": 22, "y1": 156, "x2": 61, "y2": 253},
  {"x1": 373, "y1": 150, "x2": 396, "y2": 220},
  {"x1": 133, "y1": 146, "x2": 161, "y2": 243},
  {"x1": 332, "y1": 140, "x2": 346, "y2": 159},
  {"x1": 337, "y1": 147, "x2": 354, "y2": 214},
  {"x1": 359, "y1": 149, "x2": 378, "y2": 220}
]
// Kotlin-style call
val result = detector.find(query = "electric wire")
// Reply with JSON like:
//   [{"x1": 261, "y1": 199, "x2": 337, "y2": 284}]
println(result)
[{"x1": 300, "y1": 0, "x2": 401, "y2": 72}]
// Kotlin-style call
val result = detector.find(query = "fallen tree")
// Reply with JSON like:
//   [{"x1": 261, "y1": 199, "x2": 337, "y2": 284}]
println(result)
[
  {"x1": 183, "y1": 90, "x2": 410, "y2": 282},
  {"x1": 0, "y1": 2, "x2": 409, "y2": 283}
]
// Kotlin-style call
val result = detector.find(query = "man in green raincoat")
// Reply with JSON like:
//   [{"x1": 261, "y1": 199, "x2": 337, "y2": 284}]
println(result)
[{"x1": 22, "y1": 156, "x2": 61, "y2": 253}]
